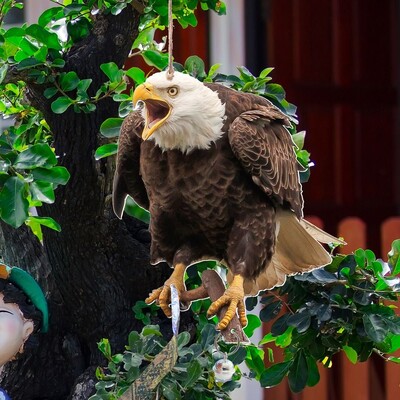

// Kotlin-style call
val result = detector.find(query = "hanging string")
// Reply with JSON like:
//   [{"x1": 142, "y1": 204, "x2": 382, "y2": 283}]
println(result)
[{"x1": 166, "y1": 0, "x2": 174, "y2": 80}]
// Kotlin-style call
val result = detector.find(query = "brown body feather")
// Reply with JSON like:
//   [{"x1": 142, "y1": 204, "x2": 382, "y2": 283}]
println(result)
[{"x1": 114, "y1": 83, "x2": 331, "y2": 295}]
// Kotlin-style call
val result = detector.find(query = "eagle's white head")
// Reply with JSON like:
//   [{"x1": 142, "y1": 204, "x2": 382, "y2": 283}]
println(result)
[{"x1": 133, "y1": 71, "x2": 226, "y2": 153}]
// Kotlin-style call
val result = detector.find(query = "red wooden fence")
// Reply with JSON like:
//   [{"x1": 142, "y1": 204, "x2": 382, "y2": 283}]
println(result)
[{"x1": 263, "y1": 216, "x2": 400, "y2": 400}]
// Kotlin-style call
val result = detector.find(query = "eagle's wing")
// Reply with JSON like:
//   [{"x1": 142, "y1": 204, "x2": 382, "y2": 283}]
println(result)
[
  {"x1": 112, "y1": 111, "x2": 149, "y2": 218},
  {"x1": 228, "y1": 104, "x2": 303, "y2": 218}
]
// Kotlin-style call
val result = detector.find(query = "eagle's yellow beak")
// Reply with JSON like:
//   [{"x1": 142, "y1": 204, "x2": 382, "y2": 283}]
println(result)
[{"x1": 133, "y1": 83, "x2": 172, "y2": 141}]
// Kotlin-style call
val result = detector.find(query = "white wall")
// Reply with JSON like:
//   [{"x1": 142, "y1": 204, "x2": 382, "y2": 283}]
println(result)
[
  {"x1": 25, "y1": 0, "x2": 49, "y2": 24},
  {"x1": 209, "y1": 0, "x2": 245, "y2": 75}
]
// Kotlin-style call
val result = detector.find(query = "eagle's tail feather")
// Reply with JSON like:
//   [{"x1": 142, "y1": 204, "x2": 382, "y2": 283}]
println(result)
[
  {"x1": 240, "y1": 211, "x2": 338, "y2": 296},
  {"x1": 300, "y1": 218, "x2": 346, "y2": 245}
]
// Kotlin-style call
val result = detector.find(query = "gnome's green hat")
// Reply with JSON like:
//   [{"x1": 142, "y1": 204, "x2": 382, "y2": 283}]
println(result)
[{"x1": 0, "y1": 264, "x2": 49, "y2": 332}]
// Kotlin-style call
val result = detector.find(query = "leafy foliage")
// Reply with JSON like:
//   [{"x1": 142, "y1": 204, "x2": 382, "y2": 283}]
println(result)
[
  {"x1": 90, "y1": 324, "x2": 243, "y2": 400},
  {"x1": 1, "y1": 1, "x2": 399, "y2": 397},
  {"x1": 258, "y1": 242, "x2": 400, "y2": 392},
  {"x1": 92, "y1": 243, "x2": 400, "y2": 396}
]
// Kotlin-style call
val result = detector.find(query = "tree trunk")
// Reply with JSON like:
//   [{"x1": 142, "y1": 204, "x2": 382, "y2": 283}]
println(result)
[{"x1": 0, "y1": 6, "x2": 170, "y2": 399}]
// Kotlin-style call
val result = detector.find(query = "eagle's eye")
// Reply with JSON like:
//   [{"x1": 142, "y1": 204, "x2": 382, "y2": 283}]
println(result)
[{"x1": 167, "y1": 86, "x2": 179, "y2": 97}]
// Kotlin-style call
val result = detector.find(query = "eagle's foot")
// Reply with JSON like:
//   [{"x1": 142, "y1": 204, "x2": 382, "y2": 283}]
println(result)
[
  {"x1": 145, "y1": 263, "x2": 187, "y2": 318},
  {"x1": 207, "y1": 274, "x2": 247, "y2": 330}
]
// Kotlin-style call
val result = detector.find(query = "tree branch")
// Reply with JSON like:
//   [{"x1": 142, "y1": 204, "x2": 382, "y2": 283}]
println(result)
[{"x1": 182, "y1": 270, "x2": 249, "y2": 343}]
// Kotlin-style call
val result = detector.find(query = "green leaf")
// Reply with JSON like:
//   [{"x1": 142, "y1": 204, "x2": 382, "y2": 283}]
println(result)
[
  {"x1": 32, "y1": 166, "x2": 70, "y2": 186},
  {"x1": 265, "y1": 83, "x2": 286, "y2": 101},
  {"x1": 388, "y1": 239, "x2": 400, "y2": 275},
  {"x1": 363, "y1": 314, "x2": 388, "y2": 343},
  {"x1": 51, "y1": 96, "x2": 73, "y2": 114},
  {"x1": 229, "y1": 345, "x2": 247, "y2": 365},
  {"x1": 25, "y1": 24, "x2": 62, "y2": 50},
  {"x1": 162, "y1": 380, "x2": 182, "y2": 400},
  {"x1": 100, "y1": 118, "x2": 123, "y2": 138},
  {"x1": 125, "y1": 67, "x2": 146, "y2": 85},
  {"x1": 306, "y1": 355, "x2": 320, "y2": 387},
  {"x1": 243, "y1": 314, "x2": 261, "y2": 338},
  {"x1": 206, "y1": 63, "x2": 221, "y2": 80},
  {"x1": 25, "y1": 216, "x2": 43, "y2": 241},
  {"x1": 38, "y1": 7, "x2": 64, "y2": 27},
  {"x1": 259, "y1": 332, "x2": 277, "y2": 346},
  {"x1": 248, "y1": 346, "x2": 265, "y2": 378},
  {"x1": 292, "y1": 131, "x2": 306, "y2": 150},
  {"x1": 30, "y1": 180, "x2": 55, "y2": 204},
  {"x1": 260, "y1": 361, "x2": 292, "y2": 387},
  {"x1": 124, "y1": 197, "x2": 150, "y2": 223},
  {"x1": 59, "y1": 71, "x2": 80, "y2": 92},
  {"x1": 100, "y1": 62, "x2": 121, "y2": 82},
  {"x1": 259, "y1": 300, "x2": 282, "y2": 323},
  {"x1": 260, "y1": 67, "x2": 274, "y2": 79},
  {"x1": 17, "y1": 57, "x2": 44, "y2": 70},
  {"x1": 0, "y1": 176, "x2": 29, "y2": 228},
  {"x1": 237, "y1": 66, "x2": 254, "y2": 82},
  {"x1": 94, "y1": 143, "x2": 118, "y2": 160},
  {"x1": 288, "y1": 350, "x2": 308, "y2": 393},
  {"x1": 184, "y1": 55, "x2": 206, "y2": 79},
  {"x1": 111, "y1": 2, "x2": 127, "y2": 15},
  {"x1": 271, "y1": 314, "x2": 290, "y2": 336},
  {"x1": 287, "y1": 311, "x2": 311, "y2": 333},
  {"x1": 183, "y1": 359, "x2": 202, "y2": 388},
  {"x1": 14, "y1": 144, "x2": 57, "y2": 169},
  {"x1": 200, "y1": 323, "x2": 217, "y2": 349},
  {"x1": 275, "y1": 327, "x2": 293, "y2": 348},
  {"x1": 97, "y1": 339, "x2": 111, "y2": 359},
  {"x1": 34, "y1": 46, "x2": 48, "y2": 62},
  {"x1": 26, "y1": 216, "x2": 61, "y2": 241},
  {"x1": 51, "y1": 58, "x2": 65, "y2": 68},
  {"x1": 141, "y1": 325, "x2": 162, "y2": 337},
  {"x1": 316, "y1": 304, "x2": 332, "y2": 322},
  {"x1": 29, "y1": 216, "x2": 60, "y2": 231},
  {"x1": 354, "y1": 248, "x2": 366, "y2": 267},
  {"x1": 128, "y1": 331, "x2": 143, "y2": 354},
  {"x1": 67, "y1": 17, "x2": 91, "y2": 42},
  {"x1": 388, "y1": 334, "x2": 400, "y2": 352},
  {"x1": 63, "y1": 4, "x2": 86, "y2": 16},
  {"x1": 77, "y1": 78, "x2": 92, "y2": 94},
  {"x1": 123, "y1": 353, "x2": 143, "y2": 369},
  {"x1": 343, "y1": 345, "x2": 358, "y2": 364},
  {"x1": 142, "y1": 50, "x2": 169, "y2": 71},
  {"x1": 177, "y1": 331, "x2": 191, "y2": 349},
  {"x1": 0, "y1": 64, "x2": 8, "y2": 84},
  {"x1": 44, "y1": 87, "x2": 58, "y2": 99}
]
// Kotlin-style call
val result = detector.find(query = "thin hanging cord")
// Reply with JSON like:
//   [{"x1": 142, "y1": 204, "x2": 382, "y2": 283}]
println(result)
[{"x1": 166, "y1": 0, "x2": 174, "y2": 80}]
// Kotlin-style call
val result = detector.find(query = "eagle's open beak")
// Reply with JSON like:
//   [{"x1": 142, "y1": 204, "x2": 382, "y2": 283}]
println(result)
[{"x1": 133, "y1": 83, "x2": 172, "y2": 141}]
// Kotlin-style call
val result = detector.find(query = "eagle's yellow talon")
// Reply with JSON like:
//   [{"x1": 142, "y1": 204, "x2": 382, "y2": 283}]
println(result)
[
  {"x1": 145, "y1": 263, "x2": 187, "y2": 319},
  {"x1": 238, "y1": 301, "x2": 248, "y2": 327},
  {"x1": 208, "y1": 274, "x2": 247, "y2": 331},
  {"x1": 145, "y1": 287, "x2": 163, "y2": 305}
]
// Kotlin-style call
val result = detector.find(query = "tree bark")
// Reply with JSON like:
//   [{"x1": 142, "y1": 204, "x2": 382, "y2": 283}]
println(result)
[{"x1": 0, "y1": 5, "x2": 170, "y2": 399}]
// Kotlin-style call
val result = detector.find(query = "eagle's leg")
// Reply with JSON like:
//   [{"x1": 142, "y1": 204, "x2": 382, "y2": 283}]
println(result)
[
  {"x1": 145, "y1": 263, "x2": 187, "y2": 317},
  {"x1": 207, "y1": 274, "x2": 247, "y2": 330}
]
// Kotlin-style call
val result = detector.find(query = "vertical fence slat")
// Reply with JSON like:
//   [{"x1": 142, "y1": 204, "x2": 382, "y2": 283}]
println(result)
[
  {"x1": 337, "y1": 217, "x2": 370, "y2": 400},
  {"x1": 263, "y1": 312, "x2": 291, "y2": 399},
  {"x1": 381, "y1": 217, "x2": 400, "y2": 400},
  {"x1": 301, "y1": 365, "x2": 329, "y2": 400},
  {"x1": 381, "y1": 217, "x2": 400, "y2": 256},
  {"x1": 338, "y1": 217, "x2": 367, "y2": 253}
]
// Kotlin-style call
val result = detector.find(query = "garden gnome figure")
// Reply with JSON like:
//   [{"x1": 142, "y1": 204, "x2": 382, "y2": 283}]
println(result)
[{"x1": 0, "y1": 264, "x2": 48, "y2": 366}]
